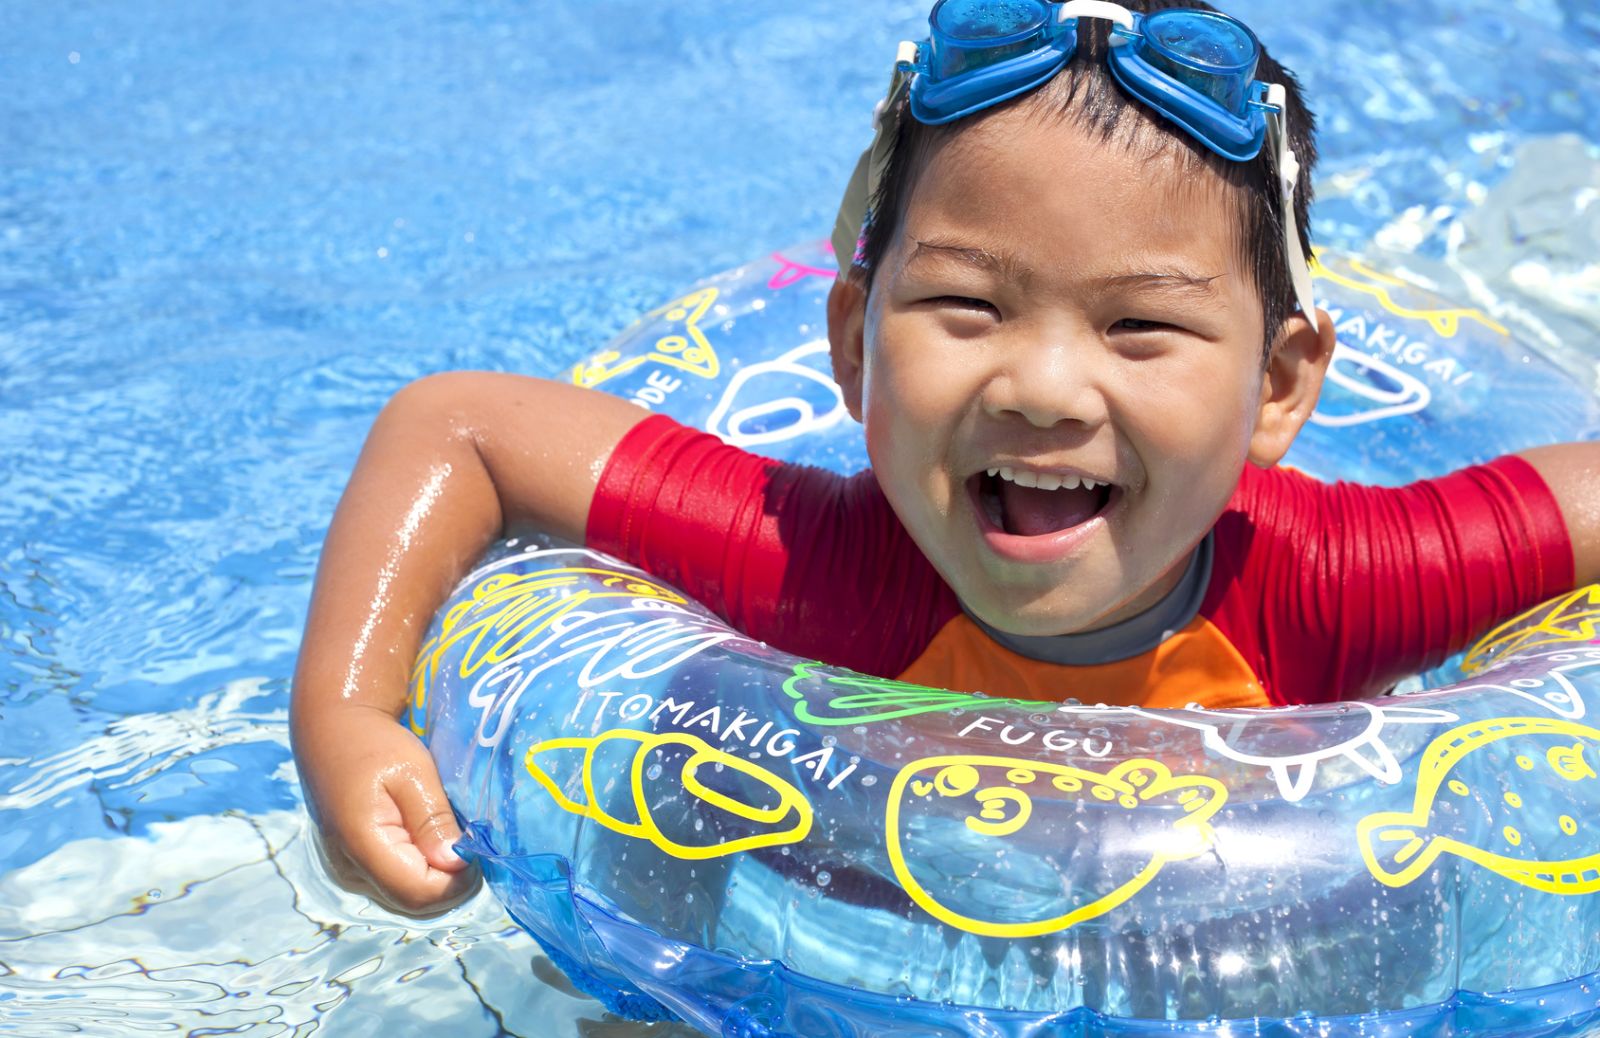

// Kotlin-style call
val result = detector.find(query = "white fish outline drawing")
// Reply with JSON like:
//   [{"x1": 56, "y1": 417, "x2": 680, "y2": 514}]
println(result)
[
  {"x1": 1309, "y1": 344, "x2": 1432, "y2": 428},
  {"x1": 1439, "y1": 649, "x2": 1600, "y2": 721},
  {"x1": 704, "y1": 339, "x2": 848, "y2": 448}
]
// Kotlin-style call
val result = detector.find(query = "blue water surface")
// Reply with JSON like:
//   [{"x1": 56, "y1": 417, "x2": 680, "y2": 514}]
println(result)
[{"x1": 2, "y1": 1, "x2": 1598, "y2": 1035}]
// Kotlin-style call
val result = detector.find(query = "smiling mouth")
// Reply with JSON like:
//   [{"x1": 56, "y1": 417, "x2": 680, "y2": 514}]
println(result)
[{"x1": 970, "y1": 468, "x2": 1117, "y2": 538}]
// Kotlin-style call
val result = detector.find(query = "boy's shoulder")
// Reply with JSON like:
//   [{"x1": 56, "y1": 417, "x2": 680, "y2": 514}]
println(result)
[{"x1": 1206, "y1": 454, "x2": 1572, "y2": 703}]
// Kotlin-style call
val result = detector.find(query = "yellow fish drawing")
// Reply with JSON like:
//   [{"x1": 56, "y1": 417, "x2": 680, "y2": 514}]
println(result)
[
  {"x1": 886, "y1": 755, "x2": 1227, "y2": 937},
  {"x1": 569, "y1": 287, "x2": 721, "y2": 389},
  {"x1": 1460, "y1": 585, "x2": 1600, "y2": 675},
  {"x1": 525, "y1": 729, "x2": 812, "y2": 860},
  {"x1": 1358, "y1": 716, "x2": 1600, "y2": 893},
  {"x1": 1310, "y1": 248, "x2": 1509, "y2": 338}
]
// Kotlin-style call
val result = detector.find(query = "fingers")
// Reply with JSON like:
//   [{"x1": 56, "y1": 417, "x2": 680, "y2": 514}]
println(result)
[
  {"x1": 317, "y1": 767, "x2": 478, "y2": 916},
  {"x1": 390, "y1": 766, "x2": 469, "y2": 874},
  {"x1": 352, "y1": 764, "x2": 480, "y2": 916}
]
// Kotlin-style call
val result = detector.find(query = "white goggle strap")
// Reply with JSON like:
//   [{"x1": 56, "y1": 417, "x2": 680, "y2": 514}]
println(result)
[
  {"x1": 831, "y1": 42, "x2": 917, "y2": 271},
  {"x1": 1265, "y1": 83, "x2": 1319, "y2": 332}
]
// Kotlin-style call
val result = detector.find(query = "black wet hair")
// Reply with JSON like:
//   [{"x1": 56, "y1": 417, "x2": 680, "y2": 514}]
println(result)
[{"x1": 855, "y1": 0, "x2": 1317, "y2": 358}]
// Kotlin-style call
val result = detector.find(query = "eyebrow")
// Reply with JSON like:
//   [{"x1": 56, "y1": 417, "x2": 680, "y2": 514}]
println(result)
[
  {"x1": 1095, "y1": 271, "x2": 1228, "y2": 298},
  {"x1": 907, "y1": 237, "x2": 1226, "y2": 298},
  {"x1": 907, "y1": 237, "x2": 1035, "y2": 286}
]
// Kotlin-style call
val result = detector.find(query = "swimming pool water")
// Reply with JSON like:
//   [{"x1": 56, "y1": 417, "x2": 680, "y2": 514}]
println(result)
[{"x1": 2, "y1": 1, "x2": 1598, "y2": 1034}]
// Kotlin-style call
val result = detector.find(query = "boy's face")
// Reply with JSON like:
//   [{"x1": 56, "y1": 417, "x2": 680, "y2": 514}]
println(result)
[{"x1": 831, "y1": 105, "x2": 1326, "y2": 637}]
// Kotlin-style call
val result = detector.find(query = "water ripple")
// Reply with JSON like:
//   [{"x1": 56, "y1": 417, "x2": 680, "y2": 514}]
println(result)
[
  {"x1": 0, "y1": 812, "x2": 699, "y2": 1036},
  {"x1": 0, "y1": 679, "x2": 285, "y2": 811}
]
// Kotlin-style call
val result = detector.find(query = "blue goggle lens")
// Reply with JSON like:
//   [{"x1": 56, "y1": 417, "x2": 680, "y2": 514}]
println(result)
[
  {"x1": 928, "y1": 0, "x2": 1053, "y2": 79},
  {"x1": 1136, "y1": 10, "x2": 1259, "y2": 115}
]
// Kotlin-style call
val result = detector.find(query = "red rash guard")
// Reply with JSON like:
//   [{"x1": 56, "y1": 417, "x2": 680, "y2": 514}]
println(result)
[{"x1": 587, "y1": 414, "x2": 1574, "y2": 708}]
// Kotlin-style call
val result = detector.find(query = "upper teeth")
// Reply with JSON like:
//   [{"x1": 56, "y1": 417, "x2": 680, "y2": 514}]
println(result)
[{"x1": 987, "y1": 467, "x2": 1104, "y2": 492}]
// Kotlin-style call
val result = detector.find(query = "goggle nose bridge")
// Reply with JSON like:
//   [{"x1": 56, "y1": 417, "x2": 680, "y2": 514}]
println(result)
[{"x1": 1052, "y1": 0, "x2": 1135, "y2": 33}]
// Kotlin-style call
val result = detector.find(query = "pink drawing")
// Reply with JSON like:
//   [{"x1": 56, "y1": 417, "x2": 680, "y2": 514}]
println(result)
[{"x1": 768, "y1": 249, "x2": 836, "y2": 291}]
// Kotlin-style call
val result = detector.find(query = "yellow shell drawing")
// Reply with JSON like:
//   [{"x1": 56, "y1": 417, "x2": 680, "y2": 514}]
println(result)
[
  {"x1": 886, "y1": 755, "x2": 1227, "y2": 937},
  {"x1": 1358, "y1": 716, "x2": 1600, "y2": 893},
  {"x1": 525, "y1": 728, "x2": 812, "y2": 860}
]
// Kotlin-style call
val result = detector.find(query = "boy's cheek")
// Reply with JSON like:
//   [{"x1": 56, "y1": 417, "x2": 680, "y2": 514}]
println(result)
[{"x1": 862, "y1": 372, "x2": 952, "y2": 475}]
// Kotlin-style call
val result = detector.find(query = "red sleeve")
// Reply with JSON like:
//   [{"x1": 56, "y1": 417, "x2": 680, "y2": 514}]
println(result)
[
  {"x1": 1207, "y1": 456, "x2": 1576, "y2": 705},
  {"x1": 585, "y1": 414, "x2": 959, "y2": 677}
]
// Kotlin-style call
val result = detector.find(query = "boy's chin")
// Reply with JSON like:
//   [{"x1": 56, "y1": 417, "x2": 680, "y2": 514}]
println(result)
[{"x1": 960, "y1": 588, "x2": 1127, "y2": 639}]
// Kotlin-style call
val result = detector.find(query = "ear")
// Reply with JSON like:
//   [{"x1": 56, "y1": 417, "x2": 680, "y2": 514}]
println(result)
[
  {"x1": 1249, "y1": 307, "x2": 1336, "y2": 467},
  {"x1": 827, "y1": 275, "x2": 868, "y2": 422}
]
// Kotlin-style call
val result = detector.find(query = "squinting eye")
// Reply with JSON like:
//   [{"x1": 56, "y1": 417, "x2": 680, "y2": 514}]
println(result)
[
  {"x1": 1113, "y1": 317, "x2": 1167, "y2": 332},
  {"x1": 928, "y1": 295, "x2": 997, "y2": 312}
]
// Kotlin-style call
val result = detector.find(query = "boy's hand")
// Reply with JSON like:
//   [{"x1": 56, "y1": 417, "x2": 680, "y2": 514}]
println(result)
[{"x1": 296, "y1": 704, "x2": 477, "y2": 915}]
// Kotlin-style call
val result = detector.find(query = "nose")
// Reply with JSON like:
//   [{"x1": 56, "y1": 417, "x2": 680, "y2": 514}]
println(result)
[{"x1": 981, "y1": 334, "x2": 1111, "y2": 430}]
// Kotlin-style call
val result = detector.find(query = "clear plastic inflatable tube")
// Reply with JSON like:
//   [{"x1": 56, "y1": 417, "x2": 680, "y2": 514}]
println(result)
[{"x1": 410, "y1": 242, "x2": 1600, "y2": 1037}]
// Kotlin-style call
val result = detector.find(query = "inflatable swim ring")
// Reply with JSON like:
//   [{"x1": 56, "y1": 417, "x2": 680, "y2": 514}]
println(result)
[{"x1": 409, "y1": 242, "x2": 1600, "y2": 1037}]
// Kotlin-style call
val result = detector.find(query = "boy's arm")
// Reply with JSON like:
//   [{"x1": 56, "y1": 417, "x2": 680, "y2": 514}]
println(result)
[
  {"x1": 290, "y1": 372, "x2": 647, "y2": 914},
  {"x1": 1516, "y1": 443, "x2": 1600, "y2": 588}
]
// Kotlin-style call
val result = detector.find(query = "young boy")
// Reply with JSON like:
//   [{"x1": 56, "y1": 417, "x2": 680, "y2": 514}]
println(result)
[{"x1": 290, "y1": 0, "x2": 1600, "y2": 917}]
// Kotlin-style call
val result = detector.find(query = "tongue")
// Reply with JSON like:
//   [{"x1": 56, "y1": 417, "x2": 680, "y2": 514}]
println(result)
[{"x1": 1001, "y1": 481, "x2": 1101, "y2": 537}]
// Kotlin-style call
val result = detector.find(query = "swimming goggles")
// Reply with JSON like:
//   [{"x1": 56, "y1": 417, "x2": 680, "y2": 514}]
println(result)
[{"x1": 832, "y1": 0, "x2": 1318, "y2": 332}]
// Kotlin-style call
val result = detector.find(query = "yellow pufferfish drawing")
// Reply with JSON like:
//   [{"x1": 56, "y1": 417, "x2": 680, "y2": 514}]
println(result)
[
  {"x1": 886, "y1": 755, "x2": 1227, "y2": 937},
  {"x1": 1358, "y1": 716, "x2": 1600, "y2": 893},
  {"x1": 525, "y1": 729, "x2": 812, "y2": 860}
]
